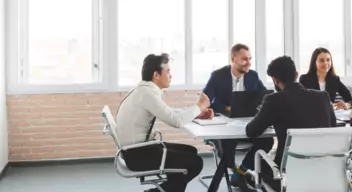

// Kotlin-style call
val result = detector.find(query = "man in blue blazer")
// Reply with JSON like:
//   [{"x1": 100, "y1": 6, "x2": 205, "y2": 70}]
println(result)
[
  {"x1": 203, "y1": 43, "x2": 266, "y2": 114},
  {"x1": 203, "y1": 44, "x2": 273, "y2": 188}
]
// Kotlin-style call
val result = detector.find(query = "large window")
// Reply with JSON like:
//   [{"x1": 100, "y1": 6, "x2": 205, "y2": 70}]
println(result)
[
  {"x1": 192, "y1": 0, "x2": 228, "y2": 84},
  {"x1": 117, "y1": 0, "x2": 185, "y2": 86},
  {"x1": 233, "y1": 0, "x2": 256, "y2": 69},
  {"x1": 9, "y1": 0, "x2": 352, "y2": 93},
  {"x1": 298, "y1": 0, "x2": 345, "y2": 76},
  {"x1": 22, "y1": 0, "x2": 98, "y2": 84},
  {"x1": 266, "y1": 0, "x2": 284, "y2": 66}
]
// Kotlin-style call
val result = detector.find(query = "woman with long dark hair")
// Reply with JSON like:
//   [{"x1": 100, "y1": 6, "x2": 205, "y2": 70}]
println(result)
[{"x1": 299, "y1": 47, "x2": 352, "y2": 110}]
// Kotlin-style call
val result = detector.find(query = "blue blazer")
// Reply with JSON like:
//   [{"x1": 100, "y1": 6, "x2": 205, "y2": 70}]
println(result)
[{"x1": 203, "y1": 65, "x2": 266, "y2": 114}]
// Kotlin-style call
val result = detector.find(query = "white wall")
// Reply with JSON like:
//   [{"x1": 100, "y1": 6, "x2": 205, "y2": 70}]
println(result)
[{"x1": 0, "y1": 0, "x2": 8, "y2": 173}]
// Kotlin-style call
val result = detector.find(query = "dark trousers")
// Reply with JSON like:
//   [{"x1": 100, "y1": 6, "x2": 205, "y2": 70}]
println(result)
[
  {"x1": 122, "y1": 143, "x2": 203, "y2": 192},
  {"x1": 209, "y1": 137, "x2": 274, "y2": 170}
]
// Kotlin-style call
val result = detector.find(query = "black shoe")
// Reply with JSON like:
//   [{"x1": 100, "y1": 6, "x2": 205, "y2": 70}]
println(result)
[
  {"x1": 144, "y1": 188, "x2": 160, "y2": 192},
  {"x1": 230, "y1": 177, "x2": 240, "y2": 188},
  {"x1": 231, "y1": 174, "x2": 256, "y2": 192}
]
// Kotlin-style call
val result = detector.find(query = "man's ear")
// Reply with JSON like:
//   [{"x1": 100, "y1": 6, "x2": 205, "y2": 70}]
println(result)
[
  {"x1": 153, "y1": 71, "x2": 159, "y2": 80},
  {"x1": 294, "y1": 71, "x2": 299, "y2": 81}
]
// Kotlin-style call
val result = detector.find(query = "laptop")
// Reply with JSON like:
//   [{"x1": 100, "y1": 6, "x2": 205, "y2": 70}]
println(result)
[{"x1": 229, "y1": 90, "x2": 274, "y2": 118}]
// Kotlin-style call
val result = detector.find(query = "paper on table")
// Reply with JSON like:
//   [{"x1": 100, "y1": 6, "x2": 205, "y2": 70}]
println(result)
[
  {"x1": 335, "y1": 109, "x2": 351, "y2": 121},
  {"x1": 192, "y1": 117, "x2": 228, "y2": 126},
  {"x1": 227, "y1": 118, "x2": 252, "y2": 126}
]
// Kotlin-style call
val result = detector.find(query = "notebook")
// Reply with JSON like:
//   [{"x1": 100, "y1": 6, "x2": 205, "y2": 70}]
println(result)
[{"x1": 192, "y1": 117, "x2": 228, "y2": 126}]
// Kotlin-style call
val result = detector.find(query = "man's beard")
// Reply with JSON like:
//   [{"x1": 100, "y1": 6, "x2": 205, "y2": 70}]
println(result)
[
  {"x1": 274, "y1": 84, "x2": 281, "y2": 92},
  {"x1": 236, "y1": 67, "x2": 246, "y2": 74}
]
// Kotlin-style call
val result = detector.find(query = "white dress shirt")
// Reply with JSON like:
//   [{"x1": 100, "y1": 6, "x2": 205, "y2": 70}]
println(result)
[
  {"x1": 319, "y1": 82, "x2": 326, "y2": 91},
  {"x1": 115, "y1": 81, "x2": 201, "y2": 147},
  {"x1": 231, "y1": 72, "x2": 245, "y2": 92}
]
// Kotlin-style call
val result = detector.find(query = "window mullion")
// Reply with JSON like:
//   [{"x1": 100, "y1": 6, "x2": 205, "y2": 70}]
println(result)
[
  {"x1": 92, "y1": 0, "x2": 100, "y2": 83},
  {"x1": 102, "y1": 0, "x2": 117, "y2": 89},
  {"x1": 228, "y1": 0, "x2": 233, "y2": 64},
  {"x1": 255, "y1": 0, "x2": 266, "y2": 80},
  {"x1": 185, "y1": 0, "x2": 192, "y2": 86},
  {"x1": 291, "y1": 0, "x2": 299, "y2": 72},
  {"x1": 19, "y1": 0, "x2": 29, "y2": 84},
  {"x1": 344, "y1": 0, "x2": 351, "y2": 76}
]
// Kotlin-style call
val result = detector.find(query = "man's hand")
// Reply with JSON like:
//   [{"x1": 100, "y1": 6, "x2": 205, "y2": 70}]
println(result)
[
  {"x1": 333, "y1": 101, "x2": 351, "y2": 110},
  {"x1": 197, "y1": 93, "x2": 211, "y2": 111},
  {"x1": 197, "y1": 108, "x2": 214, "y2": 119},
  {"x1": 225, "y1": 106, "x2": 231, "y2": 112}
]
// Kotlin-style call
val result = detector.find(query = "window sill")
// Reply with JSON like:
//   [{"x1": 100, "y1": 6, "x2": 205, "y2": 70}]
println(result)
[
  {"x1": 6, "y1": 77, "x2": 352, "y2": 95},
  {"x1": 5, "y1": 84, "x2": 205, "y2": 95}
]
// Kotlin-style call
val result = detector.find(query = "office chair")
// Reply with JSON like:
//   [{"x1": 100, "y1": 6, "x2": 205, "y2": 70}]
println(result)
[
  {"x1": 253, "y1": 127, "x2": 352, "y2": 192},
  {"x1": 101, "y1": 105, "x2": 188, "y2": 192}
]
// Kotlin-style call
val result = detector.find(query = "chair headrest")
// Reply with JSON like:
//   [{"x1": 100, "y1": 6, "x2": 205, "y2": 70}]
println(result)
[{"x1": 287, "y1": 127, "x2": 352, "y2": 136}]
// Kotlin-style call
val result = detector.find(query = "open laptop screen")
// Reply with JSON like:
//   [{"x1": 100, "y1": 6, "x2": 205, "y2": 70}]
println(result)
[{"x1": 230, "y1": 90, "x2": 274, "y2": 118}]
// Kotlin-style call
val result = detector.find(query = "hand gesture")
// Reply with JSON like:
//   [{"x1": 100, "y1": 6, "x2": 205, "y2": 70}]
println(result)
[
  {"x1": 333, "y1": 101, "x2": 350, "y2": 110},
  {"x1": 197, "y1": 108, "x2": 214, "y2": 119},
  {"x1": 197, "y1": 93, "x2": 210, "y2": 111}
]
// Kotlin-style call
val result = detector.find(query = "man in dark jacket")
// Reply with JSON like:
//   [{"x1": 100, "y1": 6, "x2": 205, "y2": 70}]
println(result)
[{"x1": 241, "y1": 56, "x2": 336, "y2": 191}]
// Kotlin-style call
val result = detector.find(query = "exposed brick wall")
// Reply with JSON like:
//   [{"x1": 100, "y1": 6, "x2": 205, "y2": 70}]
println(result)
[{"x1": 7, "y1": 90, "x2": 212, "y2": 161}]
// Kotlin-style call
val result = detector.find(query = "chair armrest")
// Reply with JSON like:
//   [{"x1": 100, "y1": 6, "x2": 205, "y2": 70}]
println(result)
[
  {"x1": 255, "y1": 150, "x2": 281, "y2": 186},
  {"x1": 122, "y1": 140, "x2": 165, "y2": 151},
  {"x1": 121, "y1": 140, "x2": 172, "y2": 175},
  {"x1": 103, "y1": 124, "x2": 110, "y2": 135}
]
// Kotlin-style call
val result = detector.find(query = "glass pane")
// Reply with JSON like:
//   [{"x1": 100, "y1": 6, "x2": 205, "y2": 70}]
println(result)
[
  {"x1": 266, "y1": 0, "x2": 284, "y2": 67},
  {"x1": 266, "y1": 0, "x2": 284, "y2": 81},
  {"x1": 118, "y1": 0, "x2": 185, "y2": 86},
  {"x1": 192, "y1": 0, "x2": 228, "y2": 85},
  {"x1": 233, "y1": 0, "x2": 256, "y2": 69},
  {"x1": 27, "y1": 0, "x2": 94, "y2": 84},
  {"x1": 298, "y1": 0, "x2": 345, "y2": 76}
]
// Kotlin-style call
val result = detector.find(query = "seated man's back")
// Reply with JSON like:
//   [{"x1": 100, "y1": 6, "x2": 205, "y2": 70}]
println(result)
[
  {"x1": 246, "y1": 83, "x2": 336, "y2": 166},
  {"x1": 116, "y1": 81, "x2": 165, "y2": 147},
  {"x1": 243, "y1": 56, "x2": 336, "y2": 192},
  {"x1": 115, "y1": 53, "x2": 212, "y2": 192}
]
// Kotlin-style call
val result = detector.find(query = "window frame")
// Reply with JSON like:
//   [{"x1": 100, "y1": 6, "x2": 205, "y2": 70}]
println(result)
[
  {"x1": 6, "y1": 0, "x2": 107, "y2": 94},
  {"x1": 5, "y1": 0, "x2": 352, "y2": 94}
]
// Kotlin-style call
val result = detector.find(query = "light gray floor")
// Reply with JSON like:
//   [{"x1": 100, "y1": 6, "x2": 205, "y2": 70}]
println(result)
[{"x1": 0, "y1": 154, "x2": 245, "y2": 192}]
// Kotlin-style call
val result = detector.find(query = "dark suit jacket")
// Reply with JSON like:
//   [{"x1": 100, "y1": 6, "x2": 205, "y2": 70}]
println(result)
[
  {"x1": 246, "y1": 82, "x2": 336, "y2": 167},
  {"x1": 299, "y1": 74, "x2": 352, "y2": 103},
  {"x1": 203, "y1": 65, "x2": 266, "y2": 114}
]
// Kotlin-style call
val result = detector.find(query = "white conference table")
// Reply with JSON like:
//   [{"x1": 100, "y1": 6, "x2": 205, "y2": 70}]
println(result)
[
  {"x1": 183, "y1": 109, "x2": 351, "y2": 140},
  {"x1": 183, "y1": 116, "x2": 274, "y2": 140},
  {"x1": 182, "y1": 115, "x2": 274, "y2": 192},
  {"x1": 182, "y1": 109, "x2": 351, "y2": 192}
]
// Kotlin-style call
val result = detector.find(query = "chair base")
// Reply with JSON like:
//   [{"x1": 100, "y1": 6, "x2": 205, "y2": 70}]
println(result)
[
  {"x1": 140, "y1": 175, "x2": 167, "y2": 192},
  {"x1": 198, "y1": 174, "x2": 216, "y2": 188},
  {"x1": 198, "y1": 174, "x2": 237, "y2": 189},
  {"x1": 255, "y1": 181, "x2": 276, "y2": 192}
]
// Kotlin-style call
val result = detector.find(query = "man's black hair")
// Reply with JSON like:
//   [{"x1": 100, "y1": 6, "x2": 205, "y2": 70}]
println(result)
[
  {"x1": 141, "y1": 53, "x2": 170, "y2": 81},
  {"x1": 267, "y1": 56, "x2": 296, "y2": 85}
]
